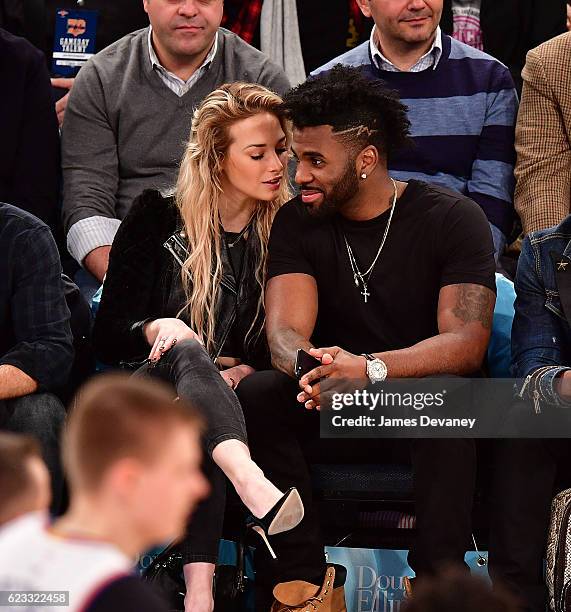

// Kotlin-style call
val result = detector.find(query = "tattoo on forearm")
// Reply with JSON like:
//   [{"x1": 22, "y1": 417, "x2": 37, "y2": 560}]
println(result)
[{"x1": 452, "y1": 284, "x2": 494, "y2": 329}]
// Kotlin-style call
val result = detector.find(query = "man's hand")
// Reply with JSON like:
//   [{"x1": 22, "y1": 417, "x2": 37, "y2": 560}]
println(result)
[
  {"x1": 220, "y1": 364, "x2": 255, "y2": 389},
  {"x1": 0, "y1": 365, "x2": 38, "y2": 401},
  {"x1": 143, "y1": 318, "x2": 203, "y2": 361},
  {"x1": 297, "y1": 346, "x2": 368, "y2": 410},
  {"x1": 51, "y1": 77, "x2": 74, "y2": 127},
  {"x1": 83, "y1": 245, "x2": 111, "y2": 283}
]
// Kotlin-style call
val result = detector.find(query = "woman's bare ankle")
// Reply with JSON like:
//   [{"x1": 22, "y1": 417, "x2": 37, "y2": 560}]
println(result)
[
  {"x1": 184, "y1": 591, "x2": 214, "y2": 612},
  {"x1": 234, "y1": 472, "x2": 283, "y2": 519},
  {"x1": 183, "y1": 562, "x2": 215, "y2": 612}
]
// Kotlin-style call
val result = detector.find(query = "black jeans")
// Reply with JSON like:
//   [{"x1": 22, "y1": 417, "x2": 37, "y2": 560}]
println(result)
[
  {"x1": 489, "y1": 439, "x2": 570, "y2": 612},
  {"x1": 236, "y1": 370, "x2": 477, "y2": 597},
  {"x1": 0, "y1": 392, "x2": 66, "y2": 514},
  {"x1": 136, "y1": 339, "x2": 248, "y2": 564}
]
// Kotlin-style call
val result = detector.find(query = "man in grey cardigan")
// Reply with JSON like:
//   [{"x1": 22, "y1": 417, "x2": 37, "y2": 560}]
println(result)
[{"x1": 62, "y1": 0, "x2": 289, "y2": 288}]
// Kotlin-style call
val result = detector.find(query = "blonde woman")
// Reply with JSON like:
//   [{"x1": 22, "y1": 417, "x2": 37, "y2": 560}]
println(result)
[{"x1": 93, "y1": 83, "x2": 302, "y2": 611}]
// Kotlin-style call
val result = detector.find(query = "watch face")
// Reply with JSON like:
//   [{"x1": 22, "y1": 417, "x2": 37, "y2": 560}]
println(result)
[
  {"x1": 371, "y1": 363, "x2": 384, "y2": 377},
  {"x1": 368, "y1": 359, "x2": 387, "y2": 381}
]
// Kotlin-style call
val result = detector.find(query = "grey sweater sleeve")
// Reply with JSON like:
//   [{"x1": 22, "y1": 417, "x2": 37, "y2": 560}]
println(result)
[
  {"x1": 256, "y1": 61, "x2": 291, "y2": 97},
  {"x1": 61, "y1": 60, "x2": 120, "y2": 263}
]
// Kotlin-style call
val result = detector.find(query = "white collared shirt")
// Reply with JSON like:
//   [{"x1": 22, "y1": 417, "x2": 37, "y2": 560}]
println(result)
[
  {"x1": 148, "y1": 27, "x2": 218, "y2": 96},
  {"x1": 369, "y1": 26, "x2": 443, "y2": 72}
]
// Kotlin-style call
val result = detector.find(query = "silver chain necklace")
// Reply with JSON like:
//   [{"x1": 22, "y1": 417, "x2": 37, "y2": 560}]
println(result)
[
  {"x1": 223, "y1": 215, "x2": 255, "y2": 248},
  {"x1": 343, "y1": 178, "x2": 398, "y2": 303}
]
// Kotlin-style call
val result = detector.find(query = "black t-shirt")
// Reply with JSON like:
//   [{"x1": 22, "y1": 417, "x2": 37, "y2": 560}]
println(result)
[
  {"x1": 267, "y1": 180, "x2": 496, "y2": 355},
  {"x1": 225, "y1": 231, "x2": 246, "y2": 281},
  {"x1": 86, "y1": 575, "x2": 168, "y2": 612},
  {"x1": 221, "y1": 231, "x2": 246, "y2": 358}
]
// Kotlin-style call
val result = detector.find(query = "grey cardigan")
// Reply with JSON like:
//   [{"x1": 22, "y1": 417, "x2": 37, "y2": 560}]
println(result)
[{"x1": 61, "y1": 27, "x2": 290, "y2": 263}]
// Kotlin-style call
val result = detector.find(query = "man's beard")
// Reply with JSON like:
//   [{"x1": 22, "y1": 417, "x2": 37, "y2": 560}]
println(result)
[{"x1": 306, "y1": 159, "x2": 360, "y2": 218}]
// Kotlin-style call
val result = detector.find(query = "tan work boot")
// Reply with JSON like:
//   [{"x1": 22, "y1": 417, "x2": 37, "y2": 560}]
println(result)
[
  {"x1": 403, "y1": 576, "x2": 414, "y2": 598},
  {"x1": 270, "y1": 565, "x2": 347, "y2": 612}
]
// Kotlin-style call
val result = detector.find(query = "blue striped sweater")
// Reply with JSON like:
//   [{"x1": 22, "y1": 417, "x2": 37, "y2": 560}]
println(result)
[{"x1": 313, "y1": 34, "x2": 518, "y2": 241}]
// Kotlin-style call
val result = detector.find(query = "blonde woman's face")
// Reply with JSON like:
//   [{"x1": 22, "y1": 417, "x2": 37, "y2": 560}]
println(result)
[{"x1": 221, "y1": 113, "x2": 289, "y2": 203}]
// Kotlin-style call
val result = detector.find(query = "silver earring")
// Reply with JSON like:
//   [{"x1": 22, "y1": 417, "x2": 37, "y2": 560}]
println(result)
[{"x1": 361, "y1": 173, "x2": 367, "y2": 179}]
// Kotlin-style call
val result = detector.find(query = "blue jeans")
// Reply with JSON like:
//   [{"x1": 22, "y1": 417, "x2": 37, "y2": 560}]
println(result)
[
  {"x1": 74, "y1": 268, "x2": 101, "y2": 306},
  {"x1": 0, "y1": 393, "x2": 66, "y2": 513}
]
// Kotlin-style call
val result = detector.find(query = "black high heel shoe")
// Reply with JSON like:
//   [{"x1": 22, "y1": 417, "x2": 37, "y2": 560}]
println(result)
[{"x1": 245, "y1": 487, "x2": 304, "y2": 559}]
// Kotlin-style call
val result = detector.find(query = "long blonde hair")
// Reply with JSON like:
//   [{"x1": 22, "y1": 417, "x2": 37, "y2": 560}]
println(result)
[{"x1": 175, "y1": 82, "x2": 291, "y2": 355}]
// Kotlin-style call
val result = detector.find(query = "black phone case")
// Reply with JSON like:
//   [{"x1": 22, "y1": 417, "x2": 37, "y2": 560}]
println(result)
[{"x1": 295, "y1": 349, "x2": 321, "y2": 380}]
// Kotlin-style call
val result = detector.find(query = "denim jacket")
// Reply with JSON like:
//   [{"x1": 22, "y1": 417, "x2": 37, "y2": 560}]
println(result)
[{"x1": 512, "y1": 216, "x2": 571, "y2": 408}]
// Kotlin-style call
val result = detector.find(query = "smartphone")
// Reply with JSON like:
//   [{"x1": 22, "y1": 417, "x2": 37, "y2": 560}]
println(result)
[{"x1": 294, "y1": 348, "x2": 321, "y2": 380}]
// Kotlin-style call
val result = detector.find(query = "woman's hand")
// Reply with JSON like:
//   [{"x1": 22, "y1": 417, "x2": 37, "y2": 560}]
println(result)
[
  {"x1": 220, "y1": 364, "x2": 255, "y2": 389},
  {"x1": 143, "y1": 318, "x2": 203, "y2": 361}
]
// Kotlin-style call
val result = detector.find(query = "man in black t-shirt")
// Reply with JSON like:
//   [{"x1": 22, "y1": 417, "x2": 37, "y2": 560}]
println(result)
[{"x1": 236, "y1": 66, "x2": 496, "y2": 609}]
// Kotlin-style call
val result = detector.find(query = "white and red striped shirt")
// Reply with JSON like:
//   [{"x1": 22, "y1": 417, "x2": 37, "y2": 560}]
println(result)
[{"x1": 0, "y1": 513, "x2": 133, "y2": 612}]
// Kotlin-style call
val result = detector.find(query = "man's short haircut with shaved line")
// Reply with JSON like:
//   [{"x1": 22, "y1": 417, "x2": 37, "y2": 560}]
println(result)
[
  {"x1": 281, "y1": 64, "x2": 411, "y2": 161},
  {"x1": 63, "y1": 374, "x2": 203, "y2": 492}
]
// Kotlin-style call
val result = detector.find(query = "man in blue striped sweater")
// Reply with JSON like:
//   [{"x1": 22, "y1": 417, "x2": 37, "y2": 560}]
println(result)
[{"x1": 313, "y1": 0, "x2": 518, "y2": 259}]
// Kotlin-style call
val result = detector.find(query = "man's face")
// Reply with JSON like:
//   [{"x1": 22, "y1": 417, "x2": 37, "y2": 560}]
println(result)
[
  {"x1": 292, "y1": 125, "x2": 360, "y2": 217},
  {"x1": 359, "y1": 0, "x2": 442, "y2": 46},
  {"x1": 128, "y1": 427, "x2": 209, "y2": 547},
  {"x1": 143, "y1": 0, "x2": 223, "y2": 60}
]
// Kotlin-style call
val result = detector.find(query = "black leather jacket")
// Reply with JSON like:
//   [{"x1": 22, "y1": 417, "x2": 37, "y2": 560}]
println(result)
[{"x1": 93, "y1": 189, "x2": 270, "y2": 370}]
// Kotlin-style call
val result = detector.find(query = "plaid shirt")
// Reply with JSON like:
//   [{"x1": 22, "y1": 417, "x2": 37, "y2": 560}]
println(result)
[
  {"x1": 0, "y1": 203, "x2": 73, "y2": 391},
  {"x1": 515, "y1": 32, "x2": 571, "y2": 234},
  {"x1": 222, "y1": 0, "x2": 262, "y2": 44}
]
